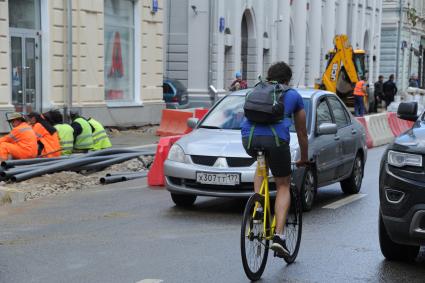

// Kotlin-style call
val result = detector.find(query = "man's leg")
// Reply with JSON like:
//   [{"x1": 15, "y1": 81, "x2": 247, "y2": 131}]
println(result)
[{"x1": 274, "y1": 176, "x2": 291, "y2": 234}]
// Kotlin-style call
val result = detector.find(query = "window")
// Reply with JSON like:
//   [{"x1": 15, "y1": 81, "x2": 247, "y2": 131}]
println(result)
[
  {"x1": 327, "y1": 97, "x2": 350, "y2": 128},
  {"x1": 316, "y1": 99, "x2": 333, "y2": 127},
  {"x1": 9, "y1": 0, "x2": 41, "y2": 30},
  {"x1": 104, "y1": 0, "x2": 135, "y2": 102}
]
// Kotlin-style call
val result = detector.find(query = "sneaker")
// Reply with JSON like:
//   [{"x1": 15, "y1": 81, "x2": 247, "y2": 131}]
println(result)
[
  {"x1": 252, "y1": 209, "x2": 263, "y2": 224},
  {"x1": 270, "y1": 235, "x2": 289, "y2": 256}
]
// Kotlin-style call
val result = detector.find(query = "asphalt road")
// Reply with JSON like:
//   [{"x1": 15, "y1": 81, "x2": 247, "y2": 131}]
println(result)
[{"x1": 0, "y1": 146, "x2": 424, "y2": 282}]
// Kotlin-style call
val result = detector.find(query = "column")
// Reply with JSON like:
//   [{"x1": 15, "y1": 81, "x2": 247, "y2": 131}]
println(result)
[
  {"x1": 277, "y1": 0, "x2": 290, "y2": 62},
  {"x1": 359, "y1": 0, "x2": 367, "y2": 48},
  {"x1": 337, "y1": 0, "x2": 348, "y2": 34},
  {"x1": 351, "y1": 0, "x2": 359, "y2": 47},
  {"x1": 256, "y1": 1, "x2": 264, "y2": 77},
  {"x1": 293, "y1": 0, "x2": 307, "y2": 86},
  {"x1": 216, "y1": 0, "x2": 225, "y2": 91},
  {"x1": 368, "y1": 0, "x2": 377, "y2": 83},
  {"x1": 0, "y1": 0, "x2": 11, "y2": 107},
  {"x1": 375, "y1": 0, "x2": 383, "y2": 78},
  {"x1": 324, "y1": 0, "x2": 336, "y2": 52},
  {"x1": 308, "y1": 0, "x2": 322, "y2": 86}
]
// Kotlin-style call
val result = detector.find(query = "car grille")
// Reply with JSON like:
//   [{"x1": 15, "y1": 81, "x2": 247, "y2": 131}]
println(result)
[
  {"x1": 190, "y1": 155, "x2": 255, "y2": 167},
  {"x1": 191, "y1": 155, "x2": 217, "y2": 166},
  {"x1": 226, "y1": 157, "x2": 255, "y2": 167}
]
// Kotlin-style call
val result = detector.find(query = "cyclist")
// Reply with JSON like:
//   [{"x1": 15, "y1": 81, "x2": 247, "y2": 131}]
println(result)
[{"x1": 241, "y1": 61, "x2": 308, "y2": 256}]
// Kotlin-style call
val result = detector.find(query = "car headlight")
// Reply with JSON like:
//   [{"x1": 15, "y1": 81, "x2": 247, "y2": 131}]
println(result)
[
  {"x1": 387, "y1": 150, "x2": 422, "y2": 167},
  {"x1": 290, "y1": 147, "x2": 299, "y2": 162},
  {"x1": 168, "y1": 144, "x2": 187, "y2": 163}
]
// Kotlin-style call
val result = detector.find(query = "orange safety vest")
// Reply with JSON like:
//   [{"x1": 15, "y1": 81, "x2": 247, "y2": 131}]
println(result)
[
  {"x1": 0, "y1": 122, "x2": 38, "y2": 158},
  {"x1": 32, "y1": 123, "x2": 62, "y2": 158},
  {"x1": 354, "y1": 80, "x2": 366, "y2": 96}
]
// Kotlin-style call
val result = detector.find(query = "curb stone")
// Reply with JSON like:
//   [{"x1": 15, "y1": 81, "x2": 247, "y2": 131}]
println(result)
[{"x1": 0, "y1": 187, "x2": 25, "y2": 205}]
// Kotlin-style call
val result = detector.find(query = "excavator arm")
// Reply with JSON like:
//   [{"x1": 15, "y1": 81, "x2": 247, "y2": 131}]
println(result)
[{"x1": 320, "y1": 35, "x2": 360, "y2": 94}]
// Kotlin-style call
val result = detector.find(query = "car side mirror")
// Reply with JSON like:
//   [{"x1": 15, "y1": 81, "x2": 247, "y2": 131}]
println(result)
[
  {"x1": 317, "y1": 123, "x2": 338, "y2": 135},
  {"x1": 397, "y1": 102, "x2": 418, "y2": 122},
  {"x1": 187, "y1": 117, "x2": 199, "y2": 129}
]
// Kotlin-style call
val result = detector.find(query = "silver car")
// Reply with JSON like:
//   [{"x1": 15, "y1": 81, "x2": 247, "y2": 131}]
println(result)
[{"x1": 164, "y1": 89, "x2": 368, "y2": 210}]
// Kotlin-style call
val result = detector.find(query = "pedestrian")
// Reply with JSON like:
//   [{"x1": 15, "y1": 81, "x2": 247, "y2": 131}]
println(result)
[
  {"x1": 383, "y1": 74, "x2": 398, "y2": 109},
  {"x1": 229, "y1": 71, "x2": 248, "y2": 91},
  {"x1": 86, "y1": 117, "x2": 112, "y2": 150},
  {"x1": 27, "y1": 112, "x2": 62, "y2": 158},
  {"x1": 0, "y1": 112, "x2": 38, "y2": 161},
  {"x1": 353, "y1": 76, "x2": 368, "y2": 117},
  {"x1": 70, "y1": 111, "x2": 94, "y2": 153},
  {"x1": 44, "y1": 110, "x2": 74, "y2": 155},
  {"x1": 409, "y1": 74, "x2": 419, "y2": 88},
  {"x1": 373, "y1": 75, "x2": 384, "y2": 113}
]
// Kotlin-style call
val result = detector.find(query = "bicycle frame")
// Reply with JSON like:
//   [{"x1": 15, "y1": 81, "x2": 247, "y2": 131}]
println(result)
[{"x1": 253, "y1": 159, "x2": 276, "y2": 241}]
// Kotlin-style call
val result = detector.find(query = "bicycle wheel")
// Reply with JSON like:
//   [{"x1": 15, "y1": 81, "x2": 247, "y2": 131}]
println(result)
[
  {"x1": 241, "y1": 193, "x2": 269, "y2": 281},
  {"x1": 283, "y1": 183, "x2": 303, "y2": 264}
]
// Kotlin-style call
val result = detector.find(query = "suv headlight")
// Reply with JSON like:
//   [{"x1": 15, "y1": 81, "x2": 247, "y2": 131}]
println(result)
[
  {"x1": 387, "y1": 150, "x2": 422, "y2": 167},
  {"x1": 168, "y1": 144, "x2": 187, "y2": 163}
]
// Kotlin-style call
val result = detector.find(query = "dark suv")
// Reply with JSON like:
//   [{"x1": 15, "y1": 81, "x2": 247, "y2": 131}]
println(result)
[{"x1": 379, "y1": 102, "x2": 424, "y2": 261}]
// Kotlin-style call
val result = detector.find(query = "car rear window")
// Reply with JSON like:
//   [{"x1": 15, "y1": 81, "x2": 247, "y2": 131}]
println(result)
[{"x1": 199, "y1": 95, "x2": 311, "y2": 133}]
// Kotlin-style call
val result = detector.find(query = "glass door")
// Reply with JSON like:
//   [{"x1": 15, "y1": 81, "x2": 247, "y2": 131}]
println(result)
[{"x1": 10, "y1": 34, "x2": 40, "y2": 113}]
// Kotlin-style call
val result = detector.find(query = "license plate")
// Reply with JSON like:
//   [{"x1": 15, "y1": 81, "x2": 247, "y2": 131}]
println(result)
[{"x1": 196, "y1": 172, "x2": 240, "y2": 185}]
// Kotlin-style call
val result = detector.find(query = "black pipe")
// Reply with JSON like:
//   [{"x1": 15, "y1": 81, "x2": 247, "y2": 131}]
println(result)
[
  {"x1": 11, "y1": 155, "x2": 130, "y2": 182},
  {"x1": 100, "y1": 172, "x2": 148, "y2": 184},
  {"x1": 1, "y1": 156, "x2": 72, "y2": 168},
  {"x1": 105, "y1": 171, "x2": 143, "y2": 177},
  {"x1": 77, "y1": 152, "x2": 150, "y2": 171}
]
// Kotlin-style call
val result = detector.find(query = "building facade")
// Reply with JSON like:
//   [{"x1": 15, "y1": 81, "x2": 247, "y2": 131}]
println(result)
[
  {"x1": 381, "y1": 0, "x2": 425, "y2": 90},
  {"x1": 164, "y1": 0, "x2": 383, "y2": 105},
  {"x1": 0, "y1": 0, "x2": 164, "y2": 132}
]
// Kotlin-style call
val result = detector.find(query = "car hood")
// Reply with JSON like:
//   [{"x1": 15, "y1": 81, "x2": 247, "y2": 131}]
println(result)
[
  {"x1": 177, "y1": 128, "x2": 298, "y2": 157},
  {"x1": 393, "y1": 121, "x2": 425, "y2": 154}
]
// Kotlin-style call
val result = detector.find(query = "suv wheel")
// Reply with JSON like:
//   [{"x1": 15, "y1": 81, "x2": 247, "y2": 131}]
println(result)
[
  {"x1": 301, "y1": 168, "x2": 316, "y2": 212},
  {"x1": 171, "y1": 193, "x2": 197, "y2": 207},
  {"x1": 340, "y1": 154, "x2": 363, "y2": 194},
  {"x1": 379, "y1": 212, "x2": 419, "y2": 262}
]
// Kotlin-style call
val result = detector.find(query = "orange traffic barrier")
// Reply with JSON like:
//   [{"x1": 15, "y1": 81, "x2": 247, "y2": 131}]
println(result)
[
  {"x1": 156, "y1": 109, "x2": 193, "y2": 136},
  {"x1": 148, "y1": 135, "x2": 182, "y2": 187},
  {"x1": 194, "y1": 108, "x2": 209, "y2": 120},
  {"x1": 355, "y1": 117, "x2": 373, "y2": 148}
]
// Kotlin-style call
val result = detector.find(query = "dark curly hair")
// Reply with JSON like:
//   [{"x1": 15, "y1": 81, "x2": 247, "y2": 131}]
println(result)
[{"x1": 266, "y1": 61, "x2": 292, "y2": 84}]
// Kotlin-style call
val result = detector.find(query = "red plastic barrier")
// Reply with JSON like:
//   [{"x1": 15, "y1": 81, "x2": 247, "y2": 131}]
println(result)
[
  {"x1": 355, "y1": 117, "x2": 373, "y2": 148},
  {"x1": 387, "y1": 112, "x2": 414, "y2": 137},
  {"x1": 148, "y1": 135, "x2": 182, "y2": 187},
  {"x1": 156, "y1": 109, "x2": 193, "y2": 137},
  {"x1": 194, "y1": 108, "x2": 209, "y2": 120}
]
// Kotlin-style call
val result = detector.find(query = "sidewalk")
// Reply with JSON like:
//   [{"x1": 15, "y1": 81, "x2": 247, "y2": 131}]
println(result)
[{"x1": 109, "y1": 126, "x2": 160, "y2": 148}]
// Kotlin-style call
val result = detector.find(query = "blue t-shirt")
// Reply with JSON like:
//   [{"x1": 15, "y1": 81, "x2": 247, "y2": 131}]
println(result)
[{"x1": 241, "y1": 89, "x2": 304, "y2": 142}]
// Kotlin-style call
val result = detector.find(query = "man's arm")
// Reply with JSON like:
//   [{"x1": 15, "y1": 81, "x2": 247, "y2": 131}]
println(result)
[{"x1": 294, "y1": 109, "x2": 308, "y2": 166}]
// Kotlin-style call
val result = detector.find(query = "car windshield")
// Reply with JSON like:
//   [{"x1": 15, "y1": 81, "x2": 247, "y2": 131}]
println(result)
[{"x1": 199, "y1": 95, "x2": 311, "y2": 132}]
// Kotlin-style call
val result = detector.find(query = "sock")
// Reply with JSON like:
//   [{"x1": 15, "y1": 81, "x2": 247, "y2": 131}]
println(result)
[{"x1": 256, "y1": 206, "x2": 263, "y2": 212}]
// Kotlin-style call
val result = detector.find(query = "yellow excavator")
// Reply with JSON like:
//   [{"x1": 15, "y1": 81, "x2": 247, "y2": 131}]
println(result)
[{"x1": 315, "y1": 34, "x2": 367, "y2": 106}]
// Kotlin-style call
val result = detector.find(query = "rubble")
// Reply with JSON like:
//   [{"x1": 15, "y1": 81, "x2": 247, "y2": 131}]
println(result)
[{"x1": 1, "y1": 155, "x2": 153, "y2": 202}]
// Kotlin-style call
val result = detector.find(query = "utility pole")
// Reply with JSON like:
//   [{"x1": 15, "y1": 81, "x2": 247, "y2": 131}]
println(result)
[
  {"x1": 66, "y1": 0, "x2": 73, "y2": 123},
  {"x1": 395, "y1": 0, "x2": 403, "y2": 86}
]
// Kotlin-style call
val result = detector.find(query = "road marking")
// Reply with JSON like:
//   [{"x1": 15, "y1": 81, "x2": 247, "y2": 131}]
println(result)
[
  {"x1": 136, "y1": 280, "x2": 163, "y2": 283},
  {"x1": 322, "y1": 194, "x2": 367, "y2": 209}
]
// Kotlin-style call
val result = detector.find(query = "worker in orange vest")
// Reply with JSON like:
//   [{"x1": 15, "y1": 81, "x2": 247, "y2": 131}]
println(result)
[
  {"x1": 27, "y1": 112, "x2": 62, "y2": 158},
  {"x1": 353, "y1": 76, "x2": 368, "y2": 117},
  {"x1": 0, "y1": 112, "x2": 38, "y2": 160}
]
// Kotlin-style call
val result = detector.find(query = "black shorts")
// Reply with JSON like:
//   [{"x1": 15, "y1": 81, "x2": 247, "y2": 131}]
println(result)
[{"x1": 242, "y1": 136, "x2": 291, "y2": 177}]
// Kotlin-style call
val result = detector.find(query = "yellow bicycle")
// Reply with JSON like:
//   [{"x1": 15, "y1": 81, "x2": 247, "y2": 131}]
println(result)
[{"x1": 240, "y1": 150, "x2": 304, "y2": 281}]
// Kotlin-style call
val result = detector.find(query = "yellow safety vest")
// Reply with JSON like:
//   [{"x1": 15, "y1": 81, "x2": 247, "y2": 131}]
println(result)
[
  {"x1": 54, "y1": 124, "x2": 74, "y2": 155},
  {"x1": 74, "y1": 117, "x2": 94, "y2": 150},
  {"x1": 88, "y1": 118, "x2": 112, "y2": 150}
]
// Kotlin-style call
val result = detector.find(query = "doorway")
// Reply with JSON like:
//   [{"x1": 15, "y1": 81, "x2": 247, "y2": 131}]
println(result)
[{"x1": 10, "y1": 31, "x2": 41, "y2": 113}]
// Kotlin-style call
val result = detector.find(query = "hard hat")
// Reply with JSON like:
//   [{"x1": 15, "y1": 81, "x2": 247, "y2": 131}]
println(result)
[
  {"x1": 7, "y1": 112, "x2": 24, "y2": 121},
  {"x1": 235, "y1": 71, "x2": 242, "y2": 78}
]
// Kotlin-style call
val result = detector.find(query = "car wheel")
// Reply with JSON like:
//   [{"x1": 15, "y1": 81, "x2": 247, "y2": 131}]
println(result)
[
  {"x1": 379, "y1": 211, "x2": 419, "y2": 262},
  {"x1": 301, "y1": 168, "x2": 316, "y2": 212},
  {"x1": 340, "y1": 153, "x2": 363, "y2": 194},
  {"x1": 171, "y1": 193, "x2": 197, "y2": 207}
]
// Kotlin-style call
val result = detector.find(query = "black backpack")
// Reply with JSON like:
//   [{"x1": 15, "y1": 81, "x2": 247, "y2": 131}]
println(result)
[{"x1": 243, "y1": 81, "x2": 289, "y2": 124}]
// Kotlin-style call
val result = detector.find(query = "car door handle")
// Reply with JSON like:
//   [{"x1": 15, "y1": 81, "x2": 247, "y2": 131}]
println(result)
[
  {"x1": 351, "y1": 129, "x2": 357, "y2": 135},
  {"x1": 334, "y1": 135, "x2": 340, "y2": 141}
]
